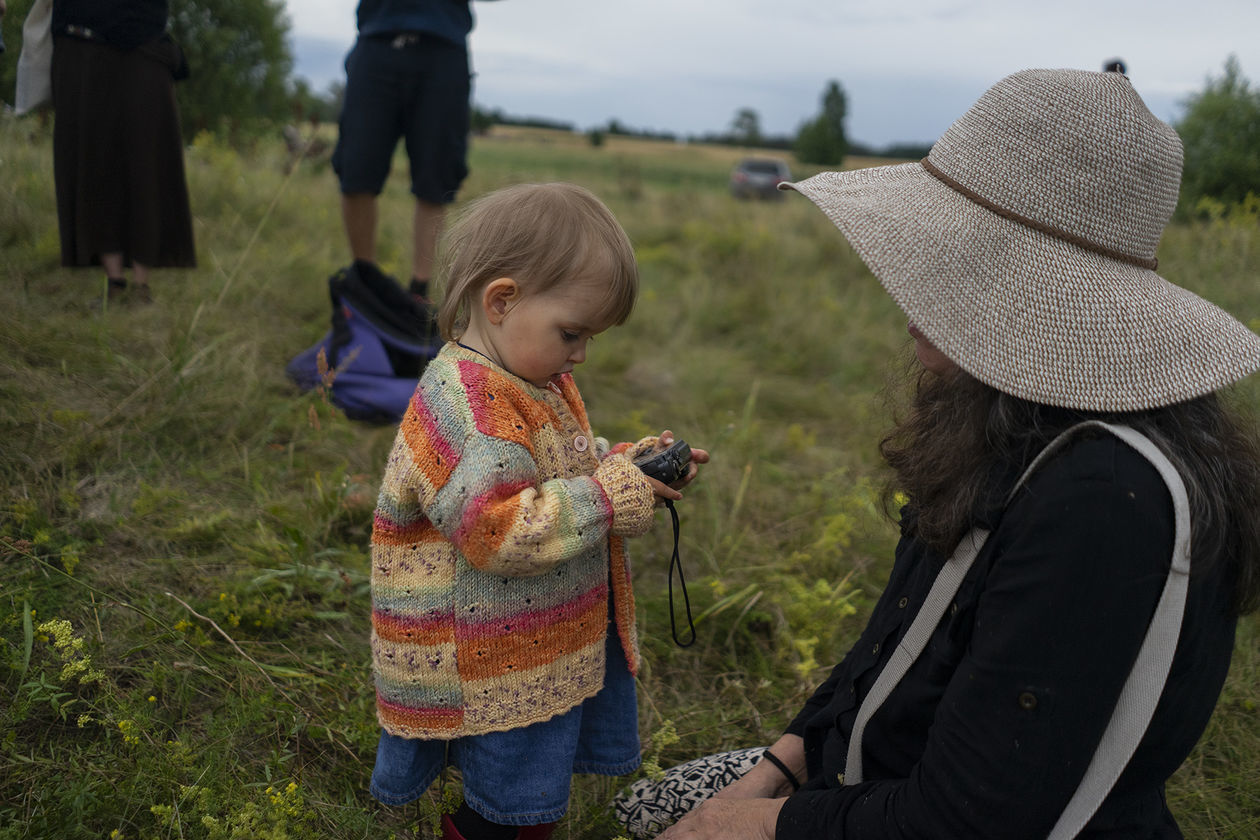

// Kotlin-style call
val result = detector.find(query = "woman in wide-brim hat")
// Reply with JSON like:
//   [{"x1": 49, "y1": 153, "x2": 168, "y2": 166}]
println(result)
[{"x1": 619, "y1": 68, "x2": 1260, "y2": 840}]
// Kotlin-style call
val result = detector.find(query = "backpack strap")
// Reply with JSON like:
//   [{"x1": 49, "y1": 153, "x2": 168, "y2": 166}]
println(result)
[
  {"x1": 842, "y1": 523, "x2": 989, "y2": 785},
  {"x1": 843, "y1": 422, "x2": 1192, "y2": 840},
  {"x1": 1046, "y1": 423, "x2": 1191, "y2": 839}
]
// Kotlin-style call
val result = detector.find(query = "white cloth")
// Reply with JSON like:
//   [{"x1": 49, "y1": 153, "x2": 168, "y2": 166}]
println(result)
[{"x1": 16, "y1": 0, "x2": 54, "y2": 115}]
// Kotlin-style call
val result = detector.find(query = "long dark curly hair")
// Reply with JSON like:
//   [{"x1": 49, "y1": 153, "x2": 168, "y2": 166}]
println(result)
[{"x1": 880, "y1": 368, "x2": 1260, "y2": 614}]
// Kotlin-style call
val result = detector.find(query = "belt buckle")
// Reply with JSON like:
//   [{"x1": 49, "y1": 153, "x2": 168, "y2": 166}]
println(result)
[{"x1": 390, "y1": 33, "x2": 414, "y2": 49}]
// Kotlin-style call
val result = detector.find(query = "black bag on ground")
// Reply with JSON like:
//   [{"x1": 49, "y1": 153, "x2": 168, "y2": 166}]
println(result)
[{"x1": 287, "y1": 260, "x2": 440, "y2": 423}]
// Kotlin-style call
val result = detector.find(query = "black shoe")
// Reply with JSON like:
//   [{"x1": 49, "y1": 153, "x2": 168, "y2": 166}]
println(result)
[{"x1": 89, "y1": 277, "x2": 127, "y2": 311}]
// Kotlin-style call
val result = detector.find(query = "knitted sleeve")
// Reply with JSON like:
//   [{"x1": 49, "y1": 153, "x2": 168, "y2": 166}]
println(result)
[
  {"x1": 396, "y1": 363, "x2": 655, "y2": 578},
  {"x1": 609, "y1": 435, "x2": 665, "y2": 462}
]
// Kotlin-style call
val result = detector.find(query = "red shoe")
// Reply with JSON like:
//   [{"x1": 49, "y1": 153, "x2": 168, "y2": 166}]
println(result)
[
  {"x1": 441, "y1": 811, "x2": 557, "y2": 840},
  {"x1": 440, "y1": 813, "x2": 468, "y2": 840}
]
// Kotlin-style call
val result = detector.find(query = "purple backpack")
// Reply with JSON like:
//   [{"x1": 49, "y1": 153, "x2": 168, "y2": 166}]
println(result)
[{"x1": 287, "y1": 261, "x2": 440, "y2": 423}]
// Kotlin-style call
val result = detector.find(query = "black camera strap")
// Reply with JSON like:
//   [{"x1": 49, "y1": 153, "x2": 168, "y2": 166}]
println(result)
[{"x1": 664, "y1": 499, "x2": 695, "y2": 647}]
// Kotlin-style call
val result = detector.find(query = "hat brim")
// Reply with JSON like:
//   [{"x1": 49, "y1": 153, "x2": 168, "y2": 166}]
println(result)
[{"x1": 783, "y1": 165, "x2": 1260, "y2": 411}]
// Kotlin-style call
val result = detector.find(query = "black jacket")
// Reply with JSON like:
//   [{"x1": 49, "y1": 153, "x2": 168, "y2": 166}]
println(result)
[{"x1": 778, "y1": 433, "x2": 1236, "y2": 838}]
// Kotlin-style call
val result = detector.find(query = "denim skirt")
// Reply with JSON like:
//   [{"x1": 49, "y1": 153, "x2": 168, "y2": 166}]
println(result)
[{"x1": 370, "y1": 627, "x2": 641, "y2": 825}]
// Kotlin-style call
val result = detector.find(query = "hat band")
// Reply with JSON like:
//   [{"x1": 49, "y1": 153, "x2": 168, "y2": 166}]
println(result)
[{"x1": 920, "y1": 158, "x2": 1158, "y2": 270}]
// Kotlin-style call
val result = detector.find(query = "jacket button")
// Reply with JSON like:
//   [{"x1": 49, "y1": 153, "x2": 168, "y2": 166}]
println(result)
[
  {"x1": 897, "y1": 597, "x2": 908, "y2": 608},
  {"x1": 574, "y1": 435, "x2": 589, "y2": 452},
  {"x1": 1018, "y1": 691, "x2": 1038, "y2": 710}
]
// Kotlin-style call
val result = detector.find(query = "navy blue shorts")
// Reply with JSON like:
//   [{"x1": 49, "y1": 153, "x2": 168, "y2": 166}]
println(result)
[
  {"x1": 370, "y1": 628, "x2": 642, "y2": 825},
  {"x1": 332, "y1": 33, "x2": 470, "y2": 203}
]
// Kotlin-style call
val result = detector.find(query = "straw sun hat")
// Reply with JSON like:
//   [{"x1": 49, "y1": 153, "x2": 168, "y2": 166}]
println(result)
[{"x1": 782, "y1": 68, "x2": 1260, "y2": 412}]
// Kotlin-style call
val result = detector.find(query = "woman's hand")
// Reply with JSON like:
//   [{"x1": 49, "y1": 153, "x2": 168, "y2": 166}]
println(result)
[
  {"x1": 656, "y1": 736, "x2": 803, "y2": 839},
  {"x1": 654, "y1": 796, "x2": 785, "y2": 840}
]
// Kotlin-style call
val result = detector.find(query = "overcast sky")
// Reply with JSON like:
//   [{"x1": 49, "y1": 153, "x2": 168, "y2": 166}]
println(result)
[{"x1": 285, "y1": 0, "x2": 1260, "y2": 147}]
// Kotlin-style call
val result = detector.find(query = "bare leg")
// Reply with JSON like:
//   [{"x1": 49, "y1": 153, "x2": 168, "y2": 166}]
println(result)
[
  {"x1": 412, "y1": 198, "x2": 445, "y2": 284},
  {"x1": 132, "y1": 262, "x2": 151, "y2": 300},
  {"x1": 342, "y1": 192, "x2": 379, "y2": 264},
  {"x1": 96, "y1": 253, "x2": 151, "y2": 304},
  {"x1": 101, "y1": 253, "x2": 126, "y2": 280}
]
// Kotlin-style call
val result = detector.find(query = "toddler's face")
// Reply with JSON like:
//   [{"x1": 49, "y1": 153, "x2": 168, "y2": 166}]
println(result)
[{"x1": 494, "y1": 278, "x2": 614, "y2": 388}]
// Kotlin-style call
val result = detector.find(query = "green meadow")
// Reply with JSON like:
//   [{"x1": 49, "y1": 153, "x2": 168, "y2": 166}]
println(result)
[{"x1": 2, "y1": 117, "x2": 1258, "y2": 838}]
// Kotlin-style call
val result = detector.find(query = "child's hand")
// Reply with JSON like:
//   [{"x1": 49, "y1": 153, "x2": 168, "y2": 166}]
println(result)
[{"x1": 648, "y1": 430, "x2": 710, "y2": 503}]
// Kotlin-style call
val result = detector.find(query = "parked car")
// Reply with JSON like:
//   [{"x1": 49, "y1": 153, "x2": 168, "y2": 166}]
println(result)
[{"x1": 729, "y1": 157, "x2": 792, "y2": 200}]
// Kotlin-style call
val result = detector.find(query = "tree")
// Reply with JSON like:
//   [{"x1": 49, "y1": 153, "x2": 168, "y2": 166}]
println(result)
[
  {"x1": 730, "y1": 108, "x2": 763, "y2": 147},
  {"x1": 820, "y1": 81, "x2": 847, "y2": 141},
  {"x1": 795, "y1": 80, "x2": 847, "y2": 166},
  {"x1": 1175, "y1": 56, "x2": 1260, "y2": 212},
  {"x1": 470, "y1": 104, "x2": 502, "y2": 135},
  {"x1": 322, "y1": 80, "x2": 346, "y2": 122},
  {"x1": 169, "y1": 0, "x2": 293, "y2": 139}
]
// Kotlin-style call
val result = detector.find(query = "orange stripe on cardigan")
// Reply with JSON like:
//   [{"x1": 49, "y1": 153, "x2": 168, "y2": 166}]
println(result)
[
  {"x1": 400, "y1": 389, "x2": 460, "y2": 489},
  {"x1": 454, "y1": 582, "x2": 607, "y2": 642},
  {"x1": 371, "y1": 513, "x2": 444, "y2": 547},
  {"x1": 455, "y1": 596, "x2": 606, "y2": 680},
  {"x1": 607, "y1": 534, "x2": 639, "y2": 675},
  {"x1": 373, "y1": 609, "x2": 457, "y2": 646},
  {"x1": 551, "y1": 373, "x2": 590, "y2": 431},
  {"x1": 460, "y1": 361, "x2": 558, "y2": 448},
  {"x1": 453, "y1": 479, "x2": 532, "y2": 567},
  {"x1": 377, "y1": 692, "x2": 463, "y2": 731}
]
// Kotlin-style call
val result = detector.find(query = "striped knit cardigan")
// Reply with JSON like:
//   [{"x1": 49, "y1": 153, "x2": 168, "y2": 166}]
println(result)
[{"x1": 371, "y1": 343, "x2": 658, "y2": 739}]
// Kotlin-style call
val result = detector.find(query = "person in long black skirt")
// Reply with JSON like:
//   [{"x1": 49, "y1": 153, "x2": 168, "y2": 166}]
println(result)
[{"x1": 51, "y1": 0, "x2": 195, "y2": 305}]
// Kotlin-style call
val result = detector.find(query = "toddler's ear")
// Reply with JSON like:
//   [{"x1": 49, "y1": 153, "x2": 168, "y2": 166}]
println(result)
[{"x1": 482, "y1": 277, "x2": 520, "y2": 324}]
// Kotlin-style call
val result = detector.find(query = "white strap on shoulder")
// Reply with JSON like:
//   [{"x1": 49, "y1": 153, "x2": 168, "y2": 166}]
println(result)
[
  {"x1": 843, "y1": 422, "x2": 1192, "y2": 840},
  {"x1": 843, "y1": 524, "x2": 989, "y2": 785},
  {"x1": 1047, "y1": 423, "x2": 1190, "y2": 839}
]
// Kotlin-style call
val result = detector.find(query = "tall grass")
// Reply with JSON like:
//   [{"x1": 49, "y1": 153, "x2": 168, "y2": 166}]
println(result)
[{"x1": 1, "y1": 115, "x2": 1258, "y2": 839}]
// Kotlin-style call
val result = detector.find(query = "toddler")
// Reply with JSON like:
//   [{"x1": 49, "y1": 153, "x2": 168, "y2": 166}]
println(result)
[{"x1": 368, "y1": 182, "x2": 707, "y2": 840}]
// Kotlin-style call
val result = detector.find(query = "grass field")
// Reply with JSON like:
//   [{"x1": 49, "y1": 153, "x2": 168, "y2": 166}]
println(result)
[{"x1": 2, "y1": 115, "x2": 1259, "y2": 839}]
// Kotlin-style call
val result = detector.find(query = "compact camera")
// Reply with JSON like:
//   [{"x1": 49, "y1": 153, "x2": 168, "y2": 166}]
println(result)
[{"x1": 633, "y1": 439, "x2": 692, "y2": 485}]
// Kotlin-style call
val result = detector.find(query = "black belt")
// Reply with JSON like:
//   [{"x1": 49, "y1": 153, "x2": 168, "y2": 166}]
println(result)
[
  {"x1": 390, "y1": 32, "x2": 424, "y2": 48},
  {"x1": 63, "y1": 24, "x2": 104, "y2": 42},
  {"x1": 367, "y1": 31, "x2": 429, "y2": 49}
]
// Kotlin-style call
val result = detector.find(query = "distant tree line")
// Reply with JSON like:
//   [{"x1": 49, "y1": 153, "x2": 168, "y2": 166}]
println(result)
[{"x1": 471, "y1": 105, "x2": 575, "y2": 135}]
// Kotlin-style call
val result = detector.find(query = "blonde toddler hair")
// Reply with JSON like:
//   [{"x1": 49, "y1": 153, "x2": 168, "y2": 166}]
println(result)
[{"x1": 435, "y1": 182, "x2": 639, "y2": 341}]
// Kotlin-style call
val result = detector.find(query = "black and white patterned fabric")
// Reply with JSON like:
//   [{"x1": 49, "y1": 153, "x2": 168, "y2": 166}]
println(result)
[{"x1": 612, "y1": 747, "x2": 767, "y2": 838}]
